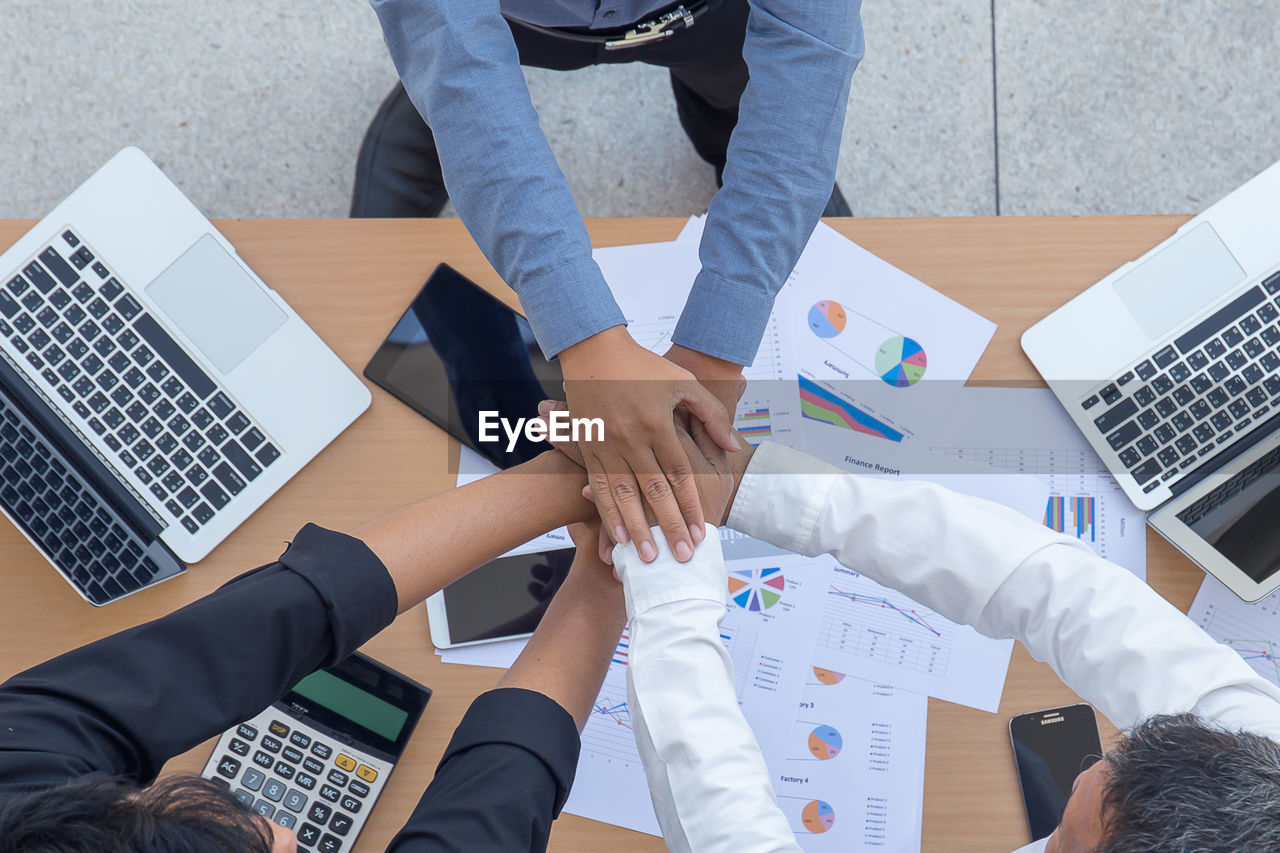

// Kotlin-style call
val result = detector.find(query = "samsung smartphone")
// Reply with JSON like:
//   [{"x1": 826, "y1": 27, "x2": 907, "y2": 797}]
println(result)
[
  {"x1": 1009, "y1": 703, "x2": 1104, "y2": 842},
  {"x1": 426, "y1": 548, "x2": 574, "y2": 649},
  {"x1": 364, "y1": 263, "x2": 563, "y2": 469}
]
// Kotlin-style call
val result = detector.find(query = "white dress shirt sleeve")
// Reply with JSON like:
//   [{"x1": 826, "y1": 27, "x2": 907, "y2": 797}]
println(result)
[
  {"x1": 613, "y1": 525, "x2": 801, "y2": 853},
  {"x1": 728, "y1": 442, "x2": 1280, "y2": 739}
]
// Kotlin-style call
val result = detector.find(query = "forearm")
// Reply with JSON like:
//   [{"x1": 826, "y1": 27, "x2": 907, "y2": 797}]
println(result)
[
  {"x1": 0, "y1": 527, "x2": 394, "y2": 786},
  {"x1": 352, "y1": 451, "x2": 592, "y2": 613},
  {"x1": 497, "y1": 561, "x2": 625, "y2": 731},
  {"x1": 369, "y1": 0, "x2": 623, "y2": 357},
  {"x1": 617, "y1": 527, "x2": 799, "y2": 853},
  {"x1": 728, "y1": 443, "x2": 1280, "y2": 733},
  {"x1": 673, "y1": 1, "x2": 863, "y2": 363}
]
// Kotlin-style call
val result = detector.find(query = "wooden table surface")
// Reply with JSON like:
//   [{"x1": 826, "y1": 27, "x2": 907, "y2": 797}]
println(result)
[{"x1": 0, "y1": 215, "x2": 1205, "y2": 852}]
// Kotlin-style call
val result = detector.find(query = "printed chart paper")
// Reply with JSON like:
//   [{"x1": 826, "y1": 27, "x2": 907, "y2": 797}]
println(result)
[
  {"x1": 785, "y1": 222, "x2": 996, "y2": 444},
  {"x1": 920, "y1": 387, "x2": 1147, "y2": 579},
  {"x1": 1189, "y1": 576, "x2": 1280, "y2": 688},
  {"x1": 772, "y1": 672, "x2": 928, "y2": 851}
]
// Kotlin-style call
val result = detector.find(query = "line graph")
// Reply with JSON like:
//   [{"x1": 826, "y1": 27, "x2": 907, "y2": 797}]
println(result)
[
  {"x1": 1222, "y1": 637, "x2": 1280, "y2": 683},
  {"x1": 819, "y1": 577, "x2": 953, "y2": 677},
  {"x1": 827, "y1": 586, "x2": 943, "y2": 637},
  {"x1": 1191, "y1": 581, "x2": 1280, "y2": 689}
]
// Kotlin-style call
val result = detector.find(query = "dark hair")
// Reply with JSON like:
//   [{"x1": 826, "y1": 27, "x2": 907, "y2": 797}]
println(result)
[
  {"x1": 0, "y1": 774, "x2": 274, "y2": 853},
  {"x1": 1096, "y1": 713, "x2": 1280, "y2": 853}
]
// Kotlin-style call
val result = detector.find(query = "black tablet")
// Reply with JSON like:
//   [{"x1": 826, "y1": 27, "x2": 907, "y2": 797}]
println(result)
[{"x1": 364, "y1": 264, "x2": 564, "y2": 468}]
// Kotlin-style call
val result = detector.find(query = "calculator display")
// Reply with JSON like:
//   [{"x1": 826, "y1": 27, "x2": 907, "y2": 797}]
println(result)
[{"x1": 291, "y1": 669, "x2": 410, "y2": 743}]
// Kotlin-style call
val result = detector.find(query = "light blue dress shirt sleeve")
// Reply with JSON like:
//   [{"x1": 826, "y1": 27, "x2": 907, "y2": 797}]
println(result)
[
  {"x1": 673, "y1": 1, "x2": 864, "y2": 365},
  {"x1": 370, "y1": 0, "x2": 626, "y2": 359},
  {"x1": 370, "y1": 0, "x2": 863, "y2": 365}
]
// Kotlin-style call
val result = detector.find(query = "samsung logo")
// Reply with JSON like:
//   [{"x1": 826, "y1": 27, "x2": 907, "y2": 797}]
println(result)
[{"x1": 1040, "y1": 716, "x2": 1064, "y2": 725}]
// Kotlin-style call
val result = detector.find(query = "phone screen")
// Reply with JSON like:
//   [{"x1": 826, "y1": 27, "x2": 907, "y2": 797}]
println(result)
[
  {"x1": 363, "y1": 263, "x2": 564, "y2": 469},
  {"x1": 1009, "y1": 704, "x2": 1103, "y2": 841},
  {"x1": 441, "y1": 549, "x2": 574, "y2": 644}
]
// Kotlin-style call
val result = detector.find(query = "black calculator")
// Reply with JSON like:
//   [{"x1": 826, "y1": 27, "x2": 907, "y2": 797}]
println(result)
[{"x1": 202, "y1": 652, "x2": 431, "y2": 853}]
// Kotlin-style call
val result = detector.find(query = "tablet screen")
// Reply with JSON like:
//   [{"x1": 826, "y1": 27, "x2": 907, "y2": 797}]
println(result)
[
  {"x1": 1179, "y1": 458, "x2": 1280, "y2": 584},
  {"x1": 442, "y1": 549, "x2": 574, "y2": 644},
  {"x1": 364, "y1": 264, "x2": 563, "y2": 468}
]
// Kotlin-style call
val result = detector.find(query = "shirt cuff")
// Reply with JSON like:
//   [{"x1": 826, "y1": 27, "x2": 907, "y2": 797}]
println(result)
[
  {"x1": 671, "y1": 270, "x2": 777, "y2": 366},
  {"x1": 275, "y1": 523, "x2": 399, "y2": 667},
  {"x1": 726, "y1": 442, "x2": 843, "y2": 557},
  {"x1": 515, "y1": 255, "x2": 627, "y2": 360},
  {"x1": 613, "y1": 524, "x2": 726, "y2": 616},
  {"x1": 441, "y1": 687, "x2": 581, "y2": 816}
]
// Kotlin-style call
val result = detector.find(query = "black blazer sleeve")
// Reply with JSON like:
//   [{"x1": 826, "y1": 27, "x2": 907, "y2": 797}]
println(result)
[
  {"x1": 0, "y1": 523, "x2": 398, "y2": 792},
  {"x1": 386, "y1": 688, "x2": 581, "y2": 853}
]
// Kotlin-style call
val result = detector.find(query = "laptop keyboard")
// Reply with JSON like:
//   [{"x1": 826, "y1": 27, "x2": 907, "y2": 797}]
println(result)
[
  {"x1": 0, "y1": 388, "x2": 182, "y2": 604},
  {"x1": 1, "y1": 230, "x2": 280, "y2": 535},
  {"x1": 1084, "y1": 271, "x2": 1280, "y2": 493}
]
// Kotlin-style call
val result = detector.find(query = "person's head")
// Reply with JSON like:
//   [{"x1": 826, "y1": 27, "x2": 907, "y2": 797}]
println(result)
[
  {"x1": 1048, "y1": 713, "x2": 1280, "y2": 853},
  {"x1": 0, "y1": 774, "x2": 297, "y2": 852}
]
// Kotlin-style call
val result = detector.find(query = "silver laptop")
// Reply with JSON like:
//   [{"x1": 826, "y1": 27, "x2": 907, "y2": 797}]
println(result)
[
  {"x1": 0, "y1": 147, "x2": 370, "y2": 604},
  {"x1": 1023, "y1": 159, "x2": 1280, "y2": 601}
]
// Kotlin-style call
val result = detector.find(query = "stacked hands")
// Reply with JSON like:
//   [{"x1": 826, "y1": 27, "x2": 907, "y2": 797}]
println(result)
[{"x1": 554, "y1": 324, "x2": 751, "y2": 566}]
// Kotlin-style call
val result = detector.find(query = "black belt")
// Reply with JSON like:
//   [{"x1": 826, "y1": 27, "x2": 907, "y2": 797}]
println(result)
[{"x1": 506, "y1": 1, "x2": 713, "y2": 51}]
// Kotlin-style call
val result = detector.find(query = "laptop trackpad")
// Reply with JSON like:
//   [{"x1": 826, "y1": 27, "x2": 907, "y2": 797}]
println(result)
[
  {"x1": 146, "y1": 234, "x2": 286, "y2": 374},
  {"x1": 1113, "y1": 222, "x2": 1245, "y2": 340}
]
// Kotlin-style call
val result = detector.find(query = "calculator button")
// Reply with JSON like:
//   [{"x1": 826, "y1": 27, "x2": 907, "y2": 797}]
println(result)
[
  {"x1": 228, "y1": 738, "x2": 250, "y2": 757},
  {"x1": 236, "y1": 723, "x2": 258, "y2": 741},
  {"x1": 253, "y1": 750, "x2": 274, "y2": 769},
  {"x1": 311, "y1": 742, "x2": 332, "y2": 760},
  {"x1": 340, "y1": 795, "x2": 361, "y2": 813},
  {"x1": 327, "y1": 769, "x2": 349, "y2": 787},
  {"x1": 296, "y1": 772, "x2": 317, "y2": 790},
  {"x1": 303, "y1": 757, "x2": 325, "y2": 775},
  {"x1": 355, "y1": 764, "x2": 378, "y2": 784},
  {"x1": 269, "y1": 720, "x2": 291, "y2": 738},
  {"x1": 284, "y1": 789, "x2": 308, "y2": 813},
  {"x1": 290, "y1": 731, "x2": 312, "y2": 749},
  {"x1": 348, "y1": 779, "x2": 369, "y2": 798},
  {"x1": 319, "y1": 835, "x2": 342, "y2": 853},
  {"x1": 320, "y1": 784, "x2": 341, "y2": 803},
  {"x1": 275, "y1": 761, "x2": 296, "y2": 780},
  {"x1": 334, "y1": 754, "x2": 357, "y2": 773},
  {"x1": 253, "y1": 799, "x2": 275, "y2": 819},
  {"x1": 273, "y1": 812, "x2": 297, "y2": 830},
  {"x1": 233, "y1": 788, "x2": 255, "y2": 808},
  {"x1": 215, "y1": 756, "x2": 241, "y2": 778},
  {"x1": 297, "y1": 823, "x2": 322, "y2": 846},
  {"x1": 263, "y1": 779, "x2": 286, "y2": 802},
  {"x1": 308, "y1": 802, "x2": 332, "y2": 825},
  {"x1": 261, "y1": 735, "x2": 282, "y2": 754},
  {"x1": 283, "y1": 746, "x2": 304, "y2": 764},
  {"x1": 330, "y1": 814, "x2": 354, "y2": 836},
  {"x1": 241, "y1": 768, "x2": 266, "y2": 792}
]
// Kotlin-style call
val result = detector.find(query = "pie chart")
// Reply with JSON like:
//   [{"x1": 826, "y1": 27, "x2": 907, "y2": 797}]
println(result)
[
  {"x1": 727, "y1": 567, "x2": 785, "y2": 611},
  {"x1": 875, "y1": 336, "x2": 927, "y2": 387},
  {"x1": 801, "y1": 799, "x2": 836, "y2": 834},
  {"x1": 807, "y1": 300, "x2": 847, "y2": 339},
  {"x1": 812, "y1": 667, "x2": 846, "y2": 685},
  {"x1": 807, "y1": 725, "x2": 843, "y2": 760}
]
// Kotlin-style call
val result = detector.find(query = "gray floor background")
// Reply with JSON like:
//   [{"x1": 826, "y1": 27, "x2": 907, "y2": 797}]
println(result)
[{"x1": 2, "y1": 1, "x2": 1278, "y2": 220}]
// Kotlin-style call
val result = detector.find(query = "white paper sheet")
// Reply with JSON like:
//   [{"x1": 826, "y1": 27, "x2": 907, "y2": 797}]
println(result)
[
  {"x1": 1189, "y1": 576, "x2": 1280, "y2": 688},
  {"x1": 781, "y1": 222, "x2": 996, "y2": 444},
  {"x1": 801, "y1": 424, "x2": 1048, "y2": 712},
  {"x1": 772, "y1": 674, "x2": 928, "y2": 851},
  {"x1": 919, "y1": 387, "x2": 1148, "y2": 579}
]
